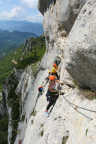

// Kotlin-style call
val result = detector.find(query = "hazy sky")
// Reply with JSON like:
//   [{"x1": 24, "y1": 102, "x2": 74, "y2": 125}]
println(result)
[{"x1": 0, "y1": 0, "x2": 43, "y2": 23}]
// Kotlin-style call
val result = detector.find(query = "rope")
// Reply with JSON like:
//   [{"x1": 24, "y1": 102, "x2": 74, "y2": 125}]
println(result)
[
  {"x1": 61, "y1": 93, "x2": 95, "y2": 120},
  {"x1": 75, "y1": 109, "x2": 93, "y2": 120},
  {"x1": 62, "y1": 94, "x2": 96, "y2": 113}
]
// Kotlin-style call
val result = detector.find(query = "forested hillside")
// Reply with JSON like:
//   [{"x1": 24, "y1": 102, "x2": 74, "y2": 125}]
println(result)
[
  {"x1": 0, "y1": 36, "x2": 46, "y2": 91},
  {"x1": 0, "y1": 30, "x2": 37, "y2": 59}
]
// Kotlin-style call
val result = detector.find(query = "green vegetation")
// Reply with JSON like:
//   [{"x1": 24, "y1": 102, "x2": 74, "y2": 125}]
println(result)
[
  {"x1": 16, "y1": 36, "x2": 45, "y2": 69},
  {"x1": 40, "y1": 124, "x2": 44, "y2": 128},
  {"x1": 31, "y1": 110, "x2": 37, "y2": 117},
  {"x1": 0, "y1": 36, "x2": 46, "y2": 92},
  {"x1": 0, "y1": 35, "x2": 46, "y2": 144},
  {"x1": 7, "y1": 72, "x2": 20, "y2": 144},
  {"x1": 0, "y1": 114, "x2": 8, "y2": 144},
  {"x1": 40, "y1": 130, "x2": 44, "y2": 137},
  {"x1": 0, "y1": 96, "x2": 2, "y2": 102},
  {"x1": 21, "y1": 115, "x2": 25, "y2": 122},
  {"x1": 62, "y1": 136, "x2": 69, "y2": 144},
  {"x1": 82, "y1": 89, "x2": 96, "y2": 100},
  {"x1": 0, "y1": 30, "x2": 37, "y2": 59},
  {"x1": 85, "y1": 128, "x2": 88, "y2": 136},
  {"x1": 31, "y1": 119, "x2": 34, "y2": 124},
  {"x1": 40, "y1": 124, "x2": 44, "y2": 137}
]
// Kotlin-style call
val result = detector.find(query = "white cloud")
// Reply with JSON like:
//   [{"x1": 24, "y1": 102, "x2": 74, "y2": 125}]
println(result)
[
  {"x1": 26, "y1": 13, "x2": 43, "y2": 22},
  {"x1": 0, "y1": 6, "x2": 22, "y2": 20},
  {"x1": 21, "y1": 0, "x2": 38, "y2": 8}
]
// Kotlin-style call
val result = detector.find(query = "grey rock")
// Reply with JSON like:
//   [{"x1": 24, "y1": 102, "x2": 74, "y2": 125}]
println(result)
[
  {"x1": 23, "y1": 38, "x2": 34, "y2": 55},
  {"x1": 10, "y1": 0, "x2": 96, "y2": 144},
  {"x1": 2, "y1": 69, "x2": 23, "y2": 143},
  {"x1": 65, "y1": 0, "x2": 96, "y2": 90},
  {"x1": 39, "y1": 0, "x2": 87, "y2": 32},
  {"x1": 39, "y1": 0, "x2": 87, "y2": 69},
  {"x1": 16, "y1": 66, "x2": 35, "y2": 116},
  {"x1": 38, "y1": 0, "x2": 49, "y2": 15},
  {"x1": 23, "y1": 85, "x2": 96, "y2": 144},
  {"x1": 60, "y1": 62, "x2": 75, "y2": 88}
]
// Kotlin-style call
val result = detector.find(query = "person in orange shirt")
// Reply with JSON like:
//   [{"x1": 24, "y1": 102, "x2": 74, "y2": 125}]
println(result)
[{"x1": 45, "y1": 75, "x2": 62, "y2": 116}]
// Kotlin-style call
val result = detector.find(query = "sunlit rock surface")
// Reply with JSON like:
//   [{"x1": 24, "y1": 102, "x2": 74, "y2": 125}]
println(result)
[
  {"x1": 4, "y1": 0, "x2": 96, "y2": 143},
  {"x1": 65, "y1": 0, "x2": 96, "y2": 90}
]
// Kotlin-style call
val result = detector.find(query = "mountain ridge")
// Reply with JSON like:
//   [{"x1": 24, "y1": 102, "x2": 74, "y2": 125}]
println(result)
[
  {"x1": 0, "y1": 20, "x2": 43, "y2": 36},
  {"x1": 0, "y1": 30, "x2": 37, "y2": 59}
]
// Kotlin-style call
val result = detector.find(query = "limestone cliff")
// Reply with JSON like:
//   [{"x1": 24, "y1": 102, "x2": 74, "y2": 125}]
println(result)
[
  {"x1": 65, "y1": 0, "x2": 96, "y2": 90},
  {"x1": 19, "y1": 0, "x2": 96, "y2": 144},
  {"x1": 3, "y1": 0, "x2": 96, "y2": 144}
]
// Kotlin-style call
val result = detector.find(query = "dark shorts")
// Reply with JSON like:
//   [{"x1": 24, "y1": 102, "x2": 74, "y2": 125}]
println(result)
[{"x1": 46, "y1": 90, "x2": 59, "y2": 102}]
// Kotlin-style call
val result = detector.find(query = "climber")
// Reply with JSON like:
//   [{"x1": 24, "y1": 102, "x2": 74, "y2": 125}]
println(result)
[
  {"x1": 44, "y1": 55, "x2": 61, "y2": 84},
  {"x1": 38, "y1": 57, "x2": 61, "y2": 94},
  {"x1": 44, "y1": 63, "x2": 59, "y2": 84},
  {"x1": 50, "y1": 63, "x2": 59, "y2": 80},
  {"x1": 40, "y1": 63, "x2": 59, "y2": 92},
  {"x1": 44, "y1": 75, "x2": 62, "y2": 116}
]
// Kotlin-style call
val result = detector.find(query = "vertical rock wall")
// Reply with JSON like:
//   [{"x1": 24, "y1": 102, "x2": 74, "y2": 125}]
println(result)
[
  {"x1": 7, "y1": 0, "x2": 96, "y2": 144},
  {"x1": 40, "y1": 0, "x2": 87, "y2": 69},
  {"x1": 64, "y1": 0, "x2": 96, "y2": 90}
]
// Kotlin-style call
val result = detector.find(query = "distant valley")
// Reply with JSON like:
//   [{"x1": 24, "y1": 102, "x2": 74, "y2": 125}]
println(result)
[
  {"x1": 0, "y1": 30, "x2": 37, "y2": 59},
  {"x1": 0, "y1": 20, "x2": 43, "y2": 36}
]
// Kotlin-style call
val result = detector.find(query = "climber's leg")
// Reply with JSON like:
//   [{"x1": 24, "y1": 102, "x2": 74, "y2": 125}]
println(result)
[{"x1": 49, "y1": 95, "x2": 59, "y2": 114}]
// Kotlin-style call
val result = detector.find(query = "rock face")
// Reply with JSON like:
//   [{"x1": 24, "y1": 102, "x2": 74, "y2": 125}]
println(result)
[
  {"x1": 14, "y1": 68, "x2": 49, "y2": 144},
  {"x1": 38, "y1": 0, "x2": 49, "y2": 15},
  {"x1": 4, "y1": 0, "x2": 96, "y2": 144},
  {"x1": 65, "y1": 0, "x2": 96, "y2": 90},
  {"x1": 40, "y1": 0, "x2": 87, "y2": 69},
  {"x1": 21, "y1": 0, "x2": 96, "y2": 144},
  {"x1": 14, "y1": 66, "x2": 35, "y2": 144},
  {"x1": 40, "y1": 0, "x2": 87, "y2": 32},
  {"x1": 23, "y1": 38, "x2": 38, "y2": 55},
  {"x1": 2, "y1": 69, "x2": 23, "y2": 144},
  {"x1": 23, "y1": 85, "x2": 96, "y2": 144}
]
